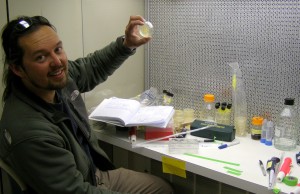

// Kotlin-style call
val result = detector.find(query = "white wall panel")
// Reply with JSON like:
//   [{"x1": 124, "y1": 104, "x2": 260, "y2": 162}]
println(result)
[
  {"x1": 82, "y1": 0, "x2": 145, "y2": 111},
  {"x1": 8, "y1": 0, "x2": 83, "y2": 60}
]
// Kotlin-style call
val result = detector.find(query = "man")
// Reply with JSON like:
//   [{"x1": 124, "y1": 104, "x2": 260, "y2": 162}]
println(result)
[{"x1": 0, "y1": 15, "x2": 173, "y2": 194}]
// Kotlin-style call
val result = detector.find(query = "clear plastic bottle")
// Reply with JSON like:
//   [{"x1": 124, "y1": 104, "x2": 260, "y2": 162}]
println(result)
[
  {"x1": 224, "y1": 103, "x2": 232, "y2": 125},
  {"x1": 202, "y1": 94, "x2": 215, "y2": 122},
  {"x1": 214, "y1": 102, "x2": 221, "y2": 124},
  {"x1": 265, "y1": 120, "x2": 274, "y2": 146},
  {"x1": 260, "y1": 119, "x2": 268, "y2": 143},
  {"x1": 274, "y1": 98, "x2": 298, "y2": 151}
]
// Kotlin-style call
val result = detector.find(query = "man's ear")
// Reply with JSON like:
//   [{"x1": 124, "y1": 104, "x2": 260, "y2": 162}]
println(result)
[{"x1": 9, "y1": 64, "x2": 24, "y2": 77}]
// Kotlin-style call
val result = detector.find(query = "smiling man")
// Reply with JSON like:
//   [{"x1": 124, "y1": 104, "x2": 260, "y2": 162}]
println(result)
[{"x1": 0, "y1": 16, "x2": 173, "y2": 194}]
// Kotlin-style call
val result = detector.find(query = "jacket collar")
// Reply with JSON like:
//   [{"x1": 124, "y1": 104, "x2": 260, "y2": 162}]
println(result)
[{"x1": 11, "y1": 80, "x2": 69, "y2": 124}]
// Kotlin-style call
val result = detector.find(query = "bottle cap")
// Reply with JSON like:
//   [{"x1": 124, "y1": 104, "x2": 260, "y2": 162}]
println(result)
[
  {"x1": 138, "y1": 21, "x2": 153, "y2": 38},
  {"x1": 265, "y1": 140, "x2": 272, "y2": 146},
  {"x1": 221, "y1": 102, "x2": 227, "y2": 107},
  {"x1": 227, "y1": 103, "x2": 232, "y2": 109},
  {"x1": 204, "y1": 94, "x2": 215, "y2": 102},
  {"x1": 251, "y1": 116, "x2": 263, "y2": 125},
  {"x1": 221, "y1": 105, "x2": 226, "y2": 111}
]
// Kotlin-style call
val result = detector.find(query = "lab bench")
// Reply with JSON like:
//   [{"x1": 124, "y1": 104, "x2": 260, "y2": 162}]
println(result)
[{"x1": 93, "y1": 124, "x2": 300, "y2": 194}]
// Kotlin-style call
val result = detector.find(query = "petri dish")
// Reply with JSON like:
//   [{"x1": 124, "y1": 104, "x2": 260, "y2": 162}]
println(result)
[{"x1": 138, "y1": 21, "x2": 153, "y2": 38}]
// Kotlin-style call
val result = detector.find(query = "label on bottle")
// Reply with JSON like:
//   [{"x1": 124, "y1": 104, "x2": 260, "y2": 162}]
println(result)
[
  {"x1": 251, "y1": 128, "x2": 262, "y2": 135},
  {"x1": 275, "y1": 127, "x2": 281, "y2": 136}
]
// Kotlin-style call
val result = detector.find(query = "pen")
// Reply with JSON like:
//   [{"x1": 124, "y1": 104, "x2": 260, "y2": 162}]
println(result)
[
  {"x1": 218, "y1": 140, "x2": 240, "y2": 149},
  {"x1": 259, "y1": 160, "x2": 266, "y2": 176}
]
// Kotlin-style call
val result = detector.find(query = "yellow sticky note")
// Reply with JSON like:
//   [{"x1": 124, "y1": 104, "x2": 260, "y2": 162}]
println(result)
[{"x1": 162, "y1": 156, "x2": 186, "y2": 178}]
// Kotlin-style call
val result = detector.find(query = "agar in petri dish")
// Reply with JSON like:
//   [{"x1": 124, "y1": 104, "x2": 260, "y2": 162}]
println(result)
[{"x1": 138, "y1": 21, "x2": 153, "y2": 38}]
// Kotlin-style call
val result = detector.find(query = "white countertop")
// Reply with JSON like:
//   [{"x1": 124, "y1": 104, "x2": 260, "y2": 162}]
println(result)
[{"x1": 93, "y1": 126, "x2": 300, "y2": 194}]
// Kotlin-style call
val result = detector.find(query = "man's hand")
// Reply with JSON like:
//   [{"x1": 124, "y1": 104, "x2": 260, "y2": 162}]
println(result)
[{"x1": 123, "y1": 15, "x2": 151, "y2": 50}]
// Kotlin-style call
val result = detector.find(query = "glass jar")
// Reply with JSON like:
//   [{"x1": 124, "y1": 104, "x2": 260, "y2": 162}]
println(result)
[
  {"x1": 251, "y1": 116, "x2": 263, "y2": 140},
  {"x1": 274, "y1": 98, "x2": 298, "y2": 151},
  {"x1": 202, "y1": 94, "x2": 215, "y2": 122}
]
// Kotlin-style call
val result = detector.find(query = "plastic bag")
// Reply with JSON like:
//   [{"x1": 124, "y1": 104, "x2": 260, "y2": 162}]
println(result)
[{"x1": 229, "y1": 62, "x2": 248, "y2": 136}]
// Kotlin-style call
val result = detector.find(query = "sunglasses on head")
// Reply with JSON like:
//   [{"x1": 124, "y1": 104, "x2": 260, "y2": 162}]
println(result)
[{"x1": 14, "y1": 16, "x2": 50, "y2": 33}]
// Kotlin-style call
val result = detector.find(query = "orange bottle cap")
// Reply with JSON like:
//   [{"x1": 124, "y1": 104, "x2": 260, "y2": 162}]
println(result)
[{"x1": 204, "y1": 94, "x2": 215, "y2": 102}]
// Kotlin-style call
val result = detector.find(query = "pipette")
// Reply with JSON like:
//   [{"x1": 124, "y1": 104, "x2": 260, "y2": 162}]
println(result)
[{"x1": 267, "y1": 157, "x2": 280, "y2": 190}]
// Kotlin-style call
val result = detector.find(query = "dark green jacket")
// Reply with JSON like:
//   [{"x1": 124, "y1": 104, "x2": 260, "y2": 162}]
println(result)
[{"x1": 0, "y1": 36, "x2": 135, "y2": 194}]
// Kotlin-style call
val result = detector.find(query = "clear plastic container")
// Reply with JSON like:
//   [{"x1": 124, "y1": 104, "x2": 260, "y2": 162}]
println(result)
[
  {"x1": 265, "y1": 120, "x2": 274, "y2": 146},
  {"x1": 183, "y1": 108, "x2": 195, "y2": 124},
  {"x1": 215, "y1": 102, "x2": 222, "y2": 124},
  {"x1": 173, "y1": 109, "x2": 184, "y2": 134},
  {"x1": 274, "y1": 98, "x2": 298, "y2": 151},
  {"x1": 235, "y1": 116, "x2": 247, "y2": 136},
  {"x1": 202, "y1": 94, "x2": 215, "y2": 122},
  {"x1": 138, "y1": 21, "x2": 153, "y2": 38},
  {"x1": 260, "y1": 119, "x2": 268, "y2": 143}
]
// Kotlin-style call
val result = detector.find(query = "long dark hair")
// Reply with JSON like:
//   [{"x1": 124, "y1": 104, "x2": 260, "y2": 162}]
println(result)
[{"x1": 1, "y1": 16, "x2": 56, "y2": 101}]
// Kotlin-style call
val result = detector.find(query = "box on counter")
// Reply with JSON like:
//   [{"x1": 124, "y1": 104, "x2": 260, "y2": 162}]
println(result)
[
  {"x1": 144, "y1": 126, "x2": 173, "y2": 140},
  {"x1": 190, "y1": 119, "x2": 235, "y2": 142}
]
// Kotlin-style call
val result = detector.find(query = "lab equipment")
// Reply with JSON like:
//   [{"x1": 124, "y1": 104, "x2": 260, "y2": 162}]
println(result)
[
  {"x1": 259, "y1": 160, "x2": 266, "y2": 176},
  {"x1": 225, "y1": 103, "x2": 232, "y2": 125},
  {"x1": 266, "y1": 157, "x2": 280, "y2": 190},
  {"x1": 229, "y1": 62, "x2": 248, "y2": 137},
  {"x1": 260, "y1": 119, "x2": 268, "y2": 143},
  {"x1": 173, "y1": 109, "x2": 184, "y2": 134},
  {"x1": 274, "y1": 98, "x2": 298, "y2": 151},
  {"x1": 282, "y1": 176, "x2": 298, "y2": 186},
  {"x1": 265, "y1": 120, "x2": 274, "y2": 146},
  {"x1": 276, "y1": 157, "x2": 292, "y2": 182},
  {"x1": 132, "y1": 124, "x2": 215, "y2": 148},
  {"x1": 218, "y1": 140, "x2": 240, "y2": 149},
  {"x1": 128, "y1": 127, "x2": 137, "y2": 143},
  {"x1": 214, "y1": 102, "x2": 222, "y2": 123},
  {"x1": 215, "y1": 102, "x2": 231, "y2": 125},
  {"x1": 183, "y1": 108, "x2": 195, "y2": 124},
  {"x1": 190, "y1": 119, "x2": 235, "y2": 142},
  {"x1": 162, "y1": 90, "x2": 174, "y2": 105},
  {"x1": 202, "y1": 94, "x2": 215, "y2": 122},
  {"x1": 138, "y1": 20, "x2": 153, "y2": 38},
  {"x1": 168, "y1": 138, "x2": 199, "y2": 154},
  {"x1": 251, "y1": 116, "x2": 263, "y2": 140},
  {"x1": 296, "y1": 152, "x2": 300, "y2": 166}
]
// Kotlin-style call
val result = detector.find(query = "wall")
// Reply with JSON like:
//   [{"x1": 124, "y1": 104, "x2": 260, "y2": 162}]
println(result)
[
  {"x1": 146, "y1": 1, "x2": 300, "y2": 140},
  {"x1": 82, "y1": 0, "x2": 145, "y2": 112}
]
